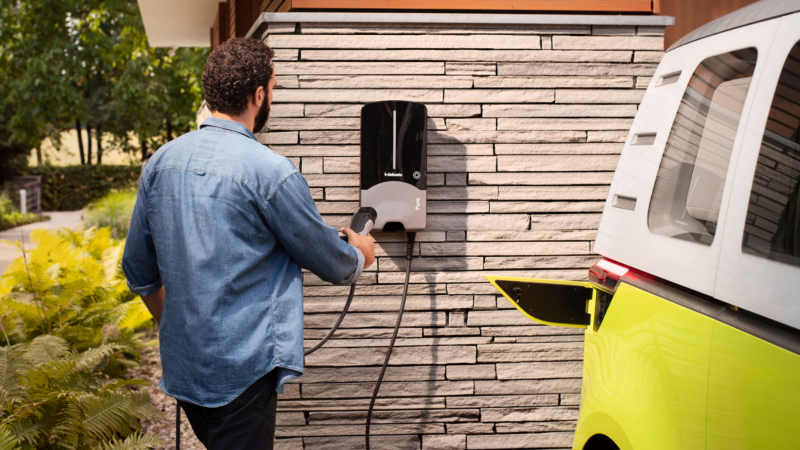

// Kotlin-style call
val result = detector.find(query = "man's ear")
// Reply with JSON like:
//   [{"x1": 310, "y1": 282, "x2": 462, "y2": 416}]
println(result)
[{"x1": 253, "y1": 86, "x2": 266, "y2": 107}]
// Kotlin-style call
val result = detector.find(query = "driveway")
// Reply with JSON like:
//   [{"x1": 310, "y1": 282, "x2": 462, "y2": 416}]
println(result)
[{"x1": 0, "y1": 210, "x2": 84, "y2": 275}]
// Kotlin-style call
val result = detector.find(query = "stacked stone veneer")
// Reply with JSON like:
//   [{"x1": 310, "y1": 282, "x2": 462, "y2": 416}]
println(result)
[{"x1": 256, "y1": 20, "x2": 665, "y2": 450}]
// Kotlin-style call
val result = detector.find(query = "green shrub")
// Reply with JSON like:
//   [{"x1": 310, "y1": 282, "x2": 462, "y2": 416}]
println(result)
[
  {"x1": 0, "y1": 228, "x2": 153, "y2": 372},
  {"x1": 0, "y1": 227, "x2": 163, "y2": 449},
  {"x1": 0, "y1": 191, "x2": 47, "y2": 231},
  {"x1": 0, "y1": 191, "x2": 12, "y2": 216},
  {"x1": 84, "y1": 190, "x2": 137, "y2": 240},
  {"x1": 24, "y1": 166, "x2": 140, "y2": 211},
  {"x1": 0, "y1": 336, "x2": 163, "y2": 450}
]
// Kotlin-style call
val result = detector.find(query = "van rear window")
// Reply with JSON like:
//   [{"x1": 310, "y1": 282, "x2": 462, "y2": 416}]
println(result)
[
  {"x1": 742, "y1": 42, "x2": 800, "y2": 267},
  {"x1": 648, "y1": 49, "x2": 758, "y2": 245}
]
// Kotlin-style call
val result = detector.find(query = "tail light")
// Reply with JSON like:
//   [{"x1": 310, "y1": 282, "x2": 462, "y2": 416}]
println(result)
[{"x1": 589, "y1": 259, "x2": 629, "y2": 291}]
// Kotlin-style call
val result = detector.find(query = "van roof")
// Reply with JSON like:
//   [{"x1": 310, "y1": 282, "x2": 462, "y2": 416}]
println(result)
[{"x1": 668, "y1": 0, "x2": 800, "y2": 51}]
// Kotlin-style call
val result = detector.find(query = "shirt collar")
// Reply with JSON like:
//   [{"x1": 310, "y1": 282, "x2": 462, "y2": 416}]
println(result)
[{"x1": 200, "y1": 117, "x2": 258, "y2": 141}]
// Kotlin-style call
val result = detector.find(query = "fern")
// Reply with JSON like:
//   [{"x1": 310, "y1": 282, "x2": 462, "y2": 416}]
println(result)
[
  {"x1": 1, "y1": 228, "x2": 154, "y2": 376},
  {"x1": 93, "y1": 432, "x2": 162, "y2": 450},
  {"x1": 0, "y1": 228, "x2": 165, "y2": 449},
  {"x1": 1, "y1": 336, "x2": 164, "y2": 449},
  {"x1": 0, "y1": 425, "x2": 19, "y2": 450},
  {"x1": 22, "y1": 335, "x2": 70, "y2": 367}
]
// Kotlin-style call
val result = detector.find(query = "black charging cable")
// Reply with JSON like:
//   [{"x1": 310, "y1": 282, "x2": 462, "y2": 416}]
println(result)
[
  {"x1": 175, "y1": 404, "x2": 181, "y2": 450},
  {"x1": 365, "y1": 232, "x2": 415, "y2": 450},
  {"x1": 174, "y1": 208, "x2": 391, "y2": 449},
  {"x1": 304, "y1": 284, "x2": 355, "y2": 356}
]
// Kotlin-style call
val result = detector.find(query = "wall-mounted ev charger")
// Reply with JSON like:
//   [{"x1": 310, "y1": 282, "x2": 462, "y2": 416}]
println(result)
[
  {"x1": 177, "y1": 102, "x2": 428, "y2": 450},
  {"x1": 360, "y1": 100, "x2": 427, "y2": 233},
  {"x1": 305, "y1": 100, "x2": 428, "y2": 450}
]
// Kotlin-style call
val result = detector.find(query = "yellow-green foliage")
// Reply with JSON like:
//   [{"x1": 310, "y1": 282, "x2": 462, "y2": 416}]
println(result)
[
  {"x1": 0, "y1": 335, "x2": 164, "y2": 450},
  {"x1": 0, "y1": 228, "x2": 154, "y2": 374},
  {"x1": 83, "y1": 190, "x2": 137, "y2": 240},
  {"x1": 0, "y1": 228, "x2": 163, "y2": 449}
]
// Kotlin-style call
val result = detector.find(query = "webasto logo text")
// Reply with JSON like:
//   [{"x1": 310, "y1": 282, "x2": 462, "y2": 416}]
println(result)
[{"x1": 384, "y1": 172, "x2": 403, "y2": 177}]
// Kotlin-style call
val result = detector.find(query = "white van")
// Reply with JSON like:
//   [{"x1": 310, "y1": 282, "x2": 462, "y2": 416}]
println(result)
[{"x1": 488, "y1": 1, "x2": 800, "y2": 448}]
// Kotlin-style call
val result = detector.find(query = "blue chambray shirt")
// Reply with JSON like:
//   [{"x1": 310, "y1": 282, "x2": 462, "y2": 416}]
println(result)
[{"x1": 122, "y1": 118, "x2": 364, "y2": 407}]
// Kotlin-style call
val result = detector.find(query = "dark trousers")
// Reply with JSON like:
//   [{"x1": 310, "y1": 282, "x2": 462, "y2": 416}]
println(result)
[{"x1": 178, "y1": 370, "x2": 278, "y2": 450}]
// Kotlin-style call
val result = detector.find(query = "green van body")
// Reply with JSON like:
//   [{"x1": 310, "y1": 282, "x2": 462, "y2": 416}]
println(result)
[
  {"x1": 486, "y1": 4, "x2": 800, "y2": 447},
  {"x1": 487, "y1": 275, "x2": 800, "y2": 449}
]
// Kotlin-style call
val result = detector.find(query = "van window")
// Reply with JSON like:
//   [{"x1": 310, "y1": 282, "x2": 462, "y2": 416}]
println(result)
[
  {"x1": 649, "y1": 49, "x2": 758, "y2": 245},
  {"x1": 742, "y1": 42, "x2": 800, "y2": 267}
]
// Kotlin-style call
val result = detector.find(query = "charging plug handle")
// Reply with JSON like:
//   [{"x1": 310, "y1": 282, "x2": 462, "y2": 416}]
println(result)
[{"x1": 351, "y1": 207, "x2": 377, "y2": 236}]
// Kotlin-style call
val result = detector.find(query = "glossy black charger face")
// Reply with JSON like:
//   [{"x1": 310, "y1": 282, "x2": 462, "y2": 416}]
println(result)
[
  {"x1": 359, "y1": 100, "x2": 428, "y2": 233},
  {"x1": 360, "y1": 101, "x2": 427, "y2": 191}
]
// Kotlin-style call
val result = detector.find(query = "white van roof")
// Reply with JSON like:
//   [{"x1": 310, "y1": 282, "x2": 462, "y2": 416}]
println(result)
[{"x1": 669, "y1": 0, "x2": 800, "y2": 51}]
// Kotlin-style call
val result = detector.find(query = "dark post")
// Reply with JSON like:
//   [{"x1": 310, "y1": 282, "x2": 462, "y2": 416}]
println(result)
[
  {"x1": 96, "y1": 126, "x2": 103, "y2": 164},
  {"x1": 75, "y1": 120, "x2": 85, "y2": 165},
  {"x1": 86, "y1": 125, "x2": 93, "y2": 165}
]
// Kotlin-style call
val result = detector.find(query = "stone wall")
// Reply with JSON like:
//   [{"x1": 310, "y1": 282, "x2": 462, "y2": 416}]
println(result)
[{"x1": 257, "y1": 20, "x2": 664, "y2": 450}]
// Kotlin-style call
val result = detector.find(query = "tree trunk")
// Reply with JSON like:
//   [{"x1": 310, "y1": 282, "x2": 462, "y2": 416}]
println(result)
[
  {"x1": 86, "y1": 125, "x2": 93, "y2": 165},
  {"x1": 36, "y1": 145, "x2": 42, "y2": 165},
  {"x1": 75, "y1": 120, "x2": 85, "y2": 165},
  {"x1": 166, "y1": 118, "x2": 173, "y2": 141},
  {"x1": 96, "y1": 126, "x2": 103, "y2": 164},
  {"x1": 141, "y1": 139, "x2": 148, "y2": 162}
]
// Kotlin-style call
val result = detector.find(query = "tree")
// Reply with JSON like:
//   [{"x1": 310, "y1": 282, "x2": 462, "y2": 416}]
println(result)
[
  {"x1": 103, "y1": 6, "x2": 207, "y2": 161},
  {"x1": 0, "y1": 0, "x2": 207, "y2": 170},
  {"x1": 0, "y1": 0, "x2": 85, "y2": 172}
]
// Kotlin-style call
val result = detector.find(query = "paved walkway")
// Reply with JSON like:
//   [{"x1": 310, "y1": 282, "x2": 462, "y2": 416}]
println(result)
[{"x1": 0, "y1": 211, "x2": 84, "y2": 275}]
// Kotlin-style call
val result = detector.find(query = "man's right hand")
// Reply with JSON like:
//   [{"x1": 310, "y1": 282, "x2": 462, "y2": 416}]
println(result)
[{"x1": 342, "y1": 227, "x2": 376, "y2": 269}]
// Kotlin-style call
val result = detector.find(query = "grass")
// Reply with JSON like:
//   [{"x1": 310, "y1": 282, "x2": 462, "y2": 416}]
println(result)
[{"x1": 83, "y1": 189, "x2": 137, "y2": 239}]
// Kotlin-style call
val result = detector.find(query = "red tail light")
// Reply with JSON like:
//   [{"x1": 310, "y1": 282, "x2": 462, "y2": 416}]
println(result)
[{"x1": 589, "y1": 259, "x2": 629, "y2": 290}]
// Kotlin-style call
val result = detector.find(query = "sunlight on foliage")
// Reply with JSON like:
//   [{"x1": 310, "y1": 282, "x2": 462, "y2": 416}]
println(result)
[
  {"x1": 83, "y1": 190, "x2": 137, "y2": 240},
  {"x1": 0, "y1": 227, "x2": 153, "y2": 375},
  {"x1": 0, "y1": 227, "x2": 163, "y2": 449}
]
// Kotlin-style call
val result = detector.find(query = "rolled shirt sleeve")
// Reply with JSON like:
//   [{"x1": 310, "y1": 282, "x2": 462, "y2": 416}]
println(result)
[
  {"x1": 262, "y1": 172, "x2": 364, "y2": 285},
  {"x1": 122, "y1": 180, "x2": 163, "y2": 297}
]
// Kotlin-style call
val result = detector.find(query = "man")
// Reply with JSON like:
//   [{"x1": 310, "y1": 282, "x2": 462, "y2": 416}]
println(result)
[{"x1": 122, "y1": 37, "x2": 375, "y2": 449}]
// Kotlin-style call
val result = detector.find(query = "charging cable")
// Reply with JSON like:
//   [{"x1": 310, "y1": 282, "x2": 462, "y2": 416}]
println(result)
[
  {"x1": 365, "y1": 231, "x2": 415, "y2": 450},
  {"x1": 175, "y1": 207, "x2": 406, "y2": 449},
  {"x1": 304, "y1": 284, "x2": 355, "y2": 356},
  {"x1": 305, "y1": 207, "x2": 376, "y2": 356},
  {"x1": 301, "y1": 208, "x2": 415, "y2": 449}
]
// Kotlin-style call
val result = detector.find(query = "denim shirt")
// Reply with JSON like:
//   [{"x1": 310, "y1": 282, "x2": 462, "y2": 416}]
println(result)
[{"x1": 122, "y1": 118, "x2": 364, "y2": 407}]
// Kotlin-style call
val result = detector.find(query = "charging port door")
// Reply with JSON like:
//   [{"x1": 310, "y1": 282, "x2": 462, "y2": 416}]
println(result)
[{"x1": 486, "y1": 276, "x2": 594, "y2": 328}]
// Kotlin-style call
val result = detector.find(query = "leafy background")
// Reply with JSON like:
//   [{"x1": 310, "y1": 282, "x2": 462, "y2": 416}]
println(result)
[{"x1": 0, "y1": 0, "x2": 208, "y2": 182}]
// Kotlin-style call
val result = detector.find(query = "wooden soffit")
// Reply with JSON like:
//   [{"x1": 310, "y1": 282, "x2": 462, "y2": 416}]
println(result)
[{"x1": 287, "y1": 0, "x2": 658, "y2": 13}]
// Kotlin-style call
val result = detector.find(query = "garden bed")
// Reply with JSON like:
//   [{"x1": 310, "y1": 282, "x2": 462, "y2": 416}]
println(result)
[{"x1": 0, "y1": 212, "x2": 48, "y2": 231}]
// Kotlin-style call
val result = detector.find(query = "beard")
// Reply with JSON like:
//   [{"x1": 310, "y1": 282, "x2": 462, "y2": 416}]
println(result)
[{"x1": 253, "y1": 97, "x2": 270, "y2": 133}]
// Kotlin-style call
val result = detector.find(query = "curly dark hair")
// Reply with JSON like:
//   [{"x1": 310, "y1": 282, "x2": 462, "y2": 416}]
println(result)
[{"x1": 202, "y1": 37, "x2": 275, "y2": 115}]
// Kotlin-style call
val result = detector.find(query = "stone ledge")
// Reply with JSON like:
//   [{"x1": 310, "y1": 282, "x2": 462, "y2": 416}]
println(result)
[{"x1": 255, "y1": 13, "x2": 674, "y2": 28}]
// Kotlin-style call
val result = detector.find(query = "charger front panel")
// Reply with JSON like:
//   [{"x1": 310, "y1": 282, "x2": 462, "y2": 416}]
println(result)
[{"x1": 360, "y1": 101, "x2": 427, "y2": 232}]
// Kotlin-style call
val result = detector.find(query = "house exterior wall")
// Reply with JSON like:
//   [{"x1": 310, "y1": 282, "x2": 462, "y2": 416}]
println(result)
[
  {"x1": 661, "y1": 0, "x2": 760, "y2": 48},
  {"x1": 247, "y1": 19, "x2": 665, "y2": 450}
]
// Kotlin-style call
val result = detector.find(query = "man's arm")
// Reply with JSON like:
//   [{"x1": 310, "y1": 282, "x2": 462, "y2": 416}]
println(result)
[
  {"x1": 141, "y1": 287, "x2": 165, "y2": 325},
  {"x1": 122, "y1": 180, "x2": 165, "y2": 303},
  {"x1": 261, "y1": 171, "x2": 375, "y2": 285}
]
